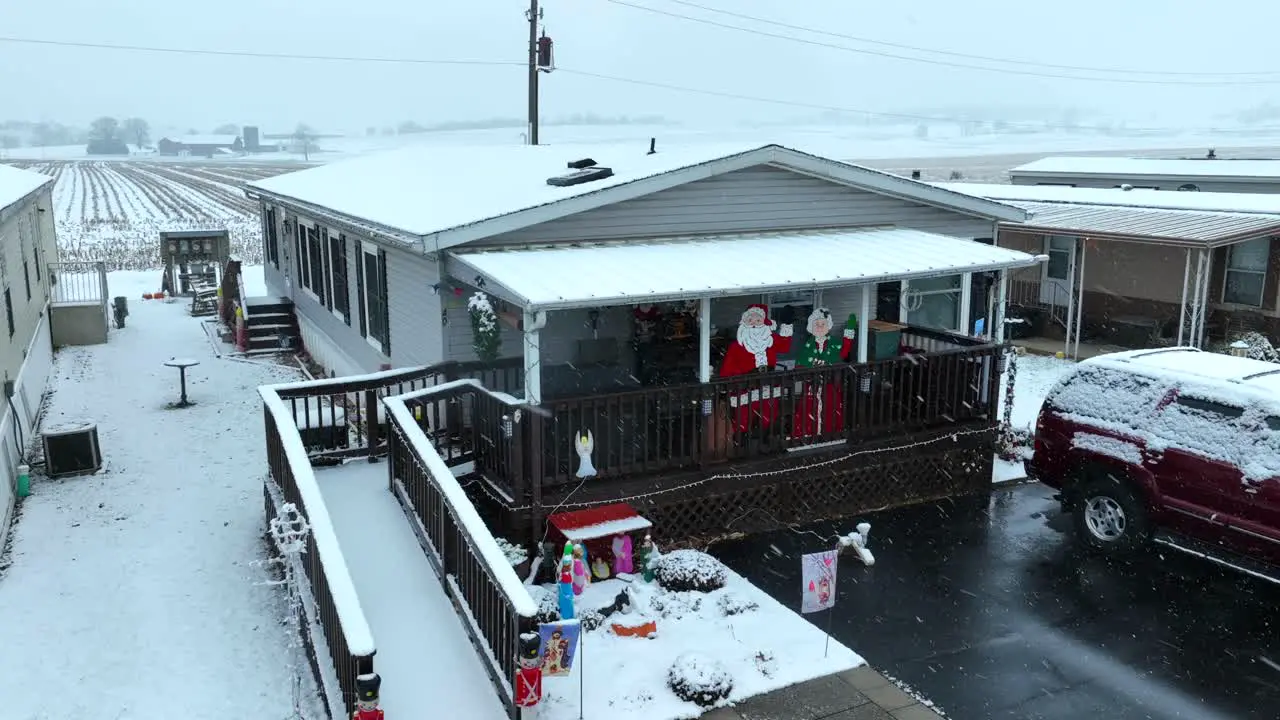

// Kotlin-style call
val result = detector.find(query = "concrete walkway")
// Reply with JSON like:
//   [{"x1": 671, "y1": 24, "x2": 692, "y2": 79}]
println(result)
[{"x1": 701, "y1": 666, "x2": 945, "y2": 720}]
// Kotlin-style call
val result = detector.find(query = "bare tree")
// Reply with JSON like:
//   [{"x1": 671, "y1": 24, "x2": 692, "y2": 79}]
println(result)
[
  {"x1": 292, "y1": 123, "x2": 316, "y2": 161},
  {"x1": 89, "y1": 116, "x2": 120, "y2": 142},
  {"x1": 123, "y1": 117, "x2": 150, "y2": 147},
  {"x1": 213, "y1": 123, "x2": 239, "y2": 135}
]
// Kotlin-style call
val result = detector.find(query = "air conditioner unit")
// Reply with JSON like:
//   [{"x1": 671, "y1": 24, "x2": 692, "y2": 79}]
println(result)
[{"x1": 42, "y1": 422, "x2": 103, "y2": 478}]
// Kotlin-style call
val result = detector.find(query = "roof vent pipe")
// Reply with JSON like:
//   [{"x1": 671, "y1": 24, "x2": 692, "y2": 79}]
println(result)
[
  {"x1": 648, "y1": 138, "x2": 657, "y2": 155},
  {"x1": 910, "y1": 170, "x2": 921, "y2": 180}
]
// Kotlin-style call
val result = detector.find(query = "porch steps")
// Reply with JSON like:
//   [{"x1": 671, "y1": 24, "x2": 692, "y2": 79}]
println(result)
[{"x1": 243, "y1": 296, "x2": 301, "y2": 352}]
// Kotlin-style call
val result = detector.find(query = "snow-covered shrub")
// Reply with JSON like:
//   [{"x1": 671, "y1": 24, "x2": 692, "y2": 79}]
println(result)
[
  {"x1": 531, "y1": 586, "x2": 560, "y2": 624},
  {"x1": 495, "y1": 537, "x2": 528, "y2": 566},
  {"x1": 716, "y1": 592, "x2": 758, "y2": 617},
  {"x1": 654, "y1": 549, "x2": 727, "y2": 593},
  {"x1": 648, "y1": 590, "x2": 703, "y2": 619},
  {"x1": 753, "y1": 650, "x2": 777, "y2": 678},
  {"x1": 1230, "y1": 332, "x2": 1280, "y2": 363},
  {"x1": 666, "y1": 652, "x2": 733, "y2": 707},
  {"x1": 468, "y1": 292, "x2": 501, "y2": 362},
  {"x1": 578, "y1": 608, "x2": 605, "y2": 632}
]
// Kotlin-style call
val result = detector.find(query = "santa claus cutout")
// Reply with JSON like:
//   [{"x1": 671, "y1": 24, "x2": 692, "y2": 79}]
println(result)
[{"x1": 719, "y1": 303, "x2": 794, "y2": 432}]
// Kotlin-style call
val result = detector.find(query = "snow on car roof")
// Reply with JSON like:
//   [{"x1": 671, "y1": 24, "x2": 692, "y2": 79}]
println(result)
[{"x1": 1085, "y1": 347, "x2": 1280, "y2": 408}]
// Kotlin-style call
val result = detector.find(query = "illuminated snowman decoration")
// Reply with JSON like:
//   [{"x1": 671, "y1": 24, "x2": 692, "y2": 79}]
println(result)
[{"x1": 574, "y1": 430, "x2": 597, "y2": 478}]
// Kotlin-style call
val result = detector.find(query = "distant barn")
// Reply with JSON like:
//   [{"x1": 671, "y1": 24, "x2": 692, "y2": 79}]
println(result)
[{"x1": 157, "y1": 135, "x2": 244, "y2": 158}]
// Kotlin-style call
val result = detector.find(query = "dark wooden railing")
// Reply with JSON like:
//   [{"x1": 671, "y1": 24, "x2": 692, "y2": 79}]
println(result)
[
  {"x1": 528, "y1": 342, "x2": 1003, "y2": 488},
  {"x1": 273, "y1": 357, "x2": 524, "y2": 461},
  {"x1": 260, "y1": 387, "x2": 375, "y2": 717},
  {"x1": 384, "y1": 389, "x2": 538, "y2": 720}
]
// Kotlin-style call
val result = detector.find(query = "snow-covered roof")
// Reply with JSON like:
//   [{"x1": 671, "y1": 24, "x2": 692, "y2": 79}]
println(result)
[
  {"x1": 932, "y1": 182, "x2": 1280, "y2": 215},
  {"x1": 163, "y1": 135, "x2": 239, "y2": 146},
  {"x1": 0, "y1": 163, "x2": 53, "y2": 213},
  {"x1": 246, "y1": 142, "x2": 1026, "y2": 248},
  {"x1": 933, "y1": 183, "x2": 1280, "y2": 246},
  {"x1": 449, "y1": 227, "x2": 1044, "y2": 311},
  {"x1": 1009, "y1": 156, "x2": 1280, "y2": 181}
]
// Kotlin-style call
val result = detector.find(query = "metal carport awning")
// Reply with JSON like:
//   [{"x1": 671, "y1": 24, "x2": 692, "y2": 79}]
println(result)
[{"x1": 447, "y1": 226, "x2": 1046, "y2": 312}]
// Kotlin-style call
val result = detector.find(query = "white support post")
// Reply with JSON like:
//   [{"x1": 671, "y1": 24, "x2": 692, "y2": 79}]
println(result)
[
  {"x1": 698, "y1": 296, "x2": 712, "y2": 383},
  {"x1": 1062, "y1": 239, "x2": 1079, "y2": 358},
  {"x1": 522, "y1": 310, "x2": 542, "y2": 405},
  {"x1": 857, "y1": 284, "x2": 873, "y2": 362},
  {"x1": 1177, "y1": 247, "x2": 1191, "y2": 346},
  {"x1": 1073, "y1": 239, "x2": 1088, "y2": 360},
  {"x1": 959, "y1": 272, "x2": 973, "y2": 335},
  {"x1": 995, "y1": 269, "x2": 1009, "y2": 344}
]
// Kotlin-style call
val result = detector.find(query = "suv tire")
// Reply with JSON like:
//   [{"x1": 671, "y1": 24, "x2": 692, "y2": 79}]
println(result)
[{"x1": 1073, "y1": 470, "x2": 1149, "y2": 555}]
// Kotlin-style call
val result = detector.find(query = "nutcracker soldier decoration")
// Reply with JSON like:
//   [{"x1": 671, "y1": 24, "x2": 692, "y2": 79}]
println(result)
[
  {"x1": 718, "y1": 304, "x2": 795, "y2": 432},
  {"x1": 352, "y1": 672, "x2": 383, "y2": 720},
  {"x1": 515, "y1": 632, "x2": 543, "y2": 708},
  {"x1": 793, "y1": 307, "x2": 853, "y2": 439}
]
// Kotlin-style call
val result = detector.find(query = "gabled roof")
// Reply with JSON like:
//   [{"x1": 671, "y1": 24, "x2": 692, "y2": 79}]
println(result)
[
  {"x1": 246, "y1": 142, "x2": 1026, "y2": 249},
  {"x1": 934, "y1": 182, "x2": 1280, "y2": 247},
  {"x1": 0, "y1": 164, "x2": 53, "y2": 214},
  {"x1": 162, "y1": 135, "x2": 239, "y2": 146},
  {"x1": 1009, "y1": 156, "x2": 1280, "y2": 181}
]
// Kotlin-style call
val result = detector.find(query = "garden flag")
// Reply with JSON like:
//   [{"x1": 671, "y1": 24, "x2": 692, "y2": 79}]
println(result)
[
  {"x1": 538, "y1": 620, "x2": 582, "y2": 677},
  {"x1": 801, "y1": 550, "x2": 838, "y2": 614}
]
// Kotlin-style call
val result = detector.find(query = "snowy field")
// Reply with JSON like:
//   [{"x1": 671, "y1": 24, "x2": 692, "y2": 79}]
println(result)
[
  {"x1": 1, "y1": 160, "x2": 282, "y2": 271},
  {"x1": 0, "y1": 270, "x2": 318, "y2": 719}
]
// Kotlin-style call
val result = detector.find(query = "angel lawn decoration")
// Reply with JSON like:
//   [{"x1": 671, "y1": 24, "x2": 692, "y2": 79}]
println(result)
[
  {"x1": 793, "y1": 307, "x2": 854, "y2": 439},
  {"x1": 719, "y1": 303, "x2": 795, "y2": 432},
  {"x1": 574, "y1": 430, "x2": 597, "y2": 478}
]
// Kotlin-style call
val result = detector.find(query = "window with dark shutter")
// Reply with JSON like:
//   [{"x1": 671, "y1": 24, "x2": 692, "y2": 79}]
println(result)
[
  {"x1": 4, "y1": 289, "x2": 13, "y2": 338},
  {"x1": 378, "y1": 249, "x2": 390, "y2": 354},
  {"x1": 356, "y1": 248, "x2": 367, "y2": 337},
  {"x1": 265, "y1": 209, "x2": 279, "y2": 266},
  {"x1": 23, "y1": 260, "x2": 30, "y2": 301},
  {"x1": 330, "y1": 233, "x2": 350, "y2": 323},
  {"x1": 320, "y1": 228, "x2": 332, "y2": 310}
]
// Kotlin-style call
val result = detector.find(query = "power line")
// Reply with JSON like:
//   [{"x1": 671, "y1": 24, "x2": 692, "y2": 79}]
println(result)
[
  {"x1": 0, "y1": 34, "x2": 1255, "y2": 133},
  {"x1": 603, "y1": 0, "x2": 1280, "y2": 86},
  {"x1": 0, "y1": 35, "x2": 525, "y2": 67},
  {"x1": 660, "y1": 0, "x2": 1280, "y2": 78},
  {"x1": 552, "y1": 67, "x2": 1194, "y2": 132}
]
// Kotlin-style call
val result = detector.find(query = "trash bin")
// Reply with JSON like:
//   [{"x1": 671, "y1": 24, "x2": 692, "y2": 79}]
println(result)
[{"x1": 113, "y1": 296, "x2": 129, "y2": 329}]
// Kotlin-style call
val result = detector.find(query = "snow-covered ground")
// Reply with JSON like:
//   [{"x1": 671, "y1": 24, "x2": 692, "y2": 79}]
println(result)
[
  {"x1": 526, "y1": 566, "x2": 862, "y2": 720},
  {"x1": 0, "y1": 270, "x2": 316, "y2": 719},
  {"x1": 994, "y1": 353, "x2": 1077, "y2": 484}
]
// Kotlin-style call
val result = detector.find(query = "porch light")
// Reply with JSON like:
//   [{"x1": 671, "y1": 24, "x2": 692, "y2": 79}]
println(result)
[{"x1": 1229, "y1": 340, "x2": 1249, "y2": 357}]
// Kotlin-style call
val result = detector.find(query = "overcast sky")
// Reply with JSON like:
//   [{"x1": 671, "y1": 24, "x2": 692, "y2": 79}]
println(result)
[{"x1": 3, "y1": 0, "x2": 1276, "y2": 133}]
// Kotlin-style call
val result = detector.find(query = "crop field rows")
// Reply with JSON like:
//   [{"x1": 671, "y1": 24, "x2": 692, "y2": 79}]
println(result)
[{"x1": 2, "y1": 160, "x2": 295, "y2": 271}]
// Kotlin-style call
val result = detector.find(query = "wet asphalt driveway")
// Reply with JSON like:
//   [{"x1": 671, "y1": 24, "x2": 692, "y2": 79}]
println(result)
[{"x1": 711, "y1": 483, "x2": 1280, "y2": 720}]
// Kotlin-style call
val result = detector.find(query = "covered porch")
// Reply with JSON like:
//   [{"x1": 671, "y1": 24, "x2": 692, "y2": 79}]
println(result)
[
  {"x1": 437, "y1": 227, "x2": 1043, "y2": 512},
  {"x1": 997, "y1": 204, "x2": 1280, "y2": 359}
]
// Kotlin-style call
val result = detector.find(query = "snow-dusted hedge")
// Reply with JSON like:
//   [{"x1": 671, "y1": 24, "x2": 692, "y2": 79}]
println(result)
[
  {"x1": 654, "y1": 549, "x2": 728, "y2": 593},
  {"x1": 667, "y1": 652, "x2": 733, "y2": 707},
  {"x1": 716, "y1": 592, "x2": 758, "y2": 617},
  {"x1": 495, "y1": 537, "x2": 528, "y2": 566}
]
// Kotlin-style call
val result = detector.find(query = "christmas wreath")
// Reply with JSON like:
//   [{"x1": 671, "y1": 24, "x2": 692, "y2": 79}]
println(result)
[{"x1": 468, "y1": 292, "x2": 501, "y2": 362}]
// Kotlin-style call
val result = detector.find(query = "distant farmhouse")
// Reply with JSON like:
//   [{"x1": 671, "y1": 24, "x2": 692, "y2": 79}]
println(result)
[{"x1": 157, "y1": 135, "x2": 243, "y2": 158}]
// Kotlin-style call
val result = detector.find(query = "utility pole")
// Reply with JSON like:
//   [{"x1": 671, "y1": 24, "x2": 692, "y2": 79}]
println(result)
[{"x1": 526, "y1": 0, "x2": 541, "y2": 146}]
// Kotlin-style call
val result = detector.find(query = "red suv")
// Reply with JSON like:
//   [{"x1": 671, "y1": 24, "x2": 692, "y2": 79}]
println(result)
[{"x1": 1029, "y1": 347, "x2": 1280, "y2": 583}]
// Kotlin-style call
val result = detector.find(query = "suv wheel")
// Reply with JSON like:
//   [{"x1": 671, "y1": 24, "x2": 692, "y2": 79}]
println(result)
[{"x1": 1073, "y1": 471, "x2": 1149, "y2": 555}]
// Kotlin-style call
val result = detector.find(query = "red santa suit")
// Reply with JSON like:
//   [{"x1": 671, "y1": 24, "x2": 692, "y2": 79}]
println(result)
[{"x1": 719, "y1": 304, "x2": 793, "y2": 432}]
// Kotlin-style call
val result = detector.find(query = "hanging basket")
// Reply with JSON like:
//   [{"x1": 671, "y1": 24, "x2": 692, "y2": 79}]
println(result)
[{"x1": 468, "y1": 292, "x2": 502, "y2": 363}]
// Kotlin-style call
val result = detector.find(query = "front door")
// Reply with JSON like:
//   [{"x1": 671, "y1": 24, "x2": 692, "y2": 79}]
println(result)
[{"x1": 1040, "y1": 235, "x2": 1075, "y2": 307}]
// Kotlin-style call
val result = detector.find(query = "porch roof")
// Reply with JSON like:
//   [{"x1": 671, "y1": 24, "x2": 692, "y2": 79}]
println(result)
[
  {"x1": 447, "y1": 227, "x2": 1045, "y2": 312},
  {"x1": 933, "y1": 183, "x2": 1280, "y2": 247}
]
